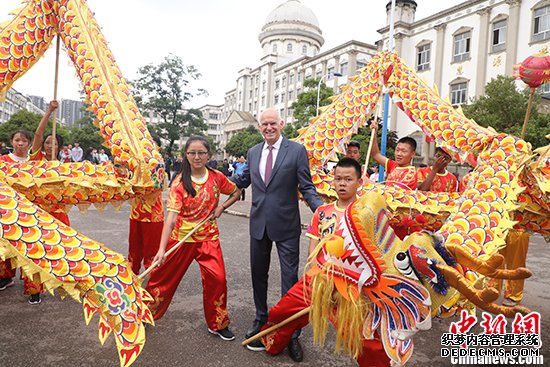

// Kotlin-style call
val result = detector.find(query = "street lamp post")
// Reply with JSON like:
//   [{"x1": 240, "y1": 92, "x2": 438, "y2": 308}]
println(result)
[{"x1": 316, "y1": 71, "x2": 343, "y2": 114}]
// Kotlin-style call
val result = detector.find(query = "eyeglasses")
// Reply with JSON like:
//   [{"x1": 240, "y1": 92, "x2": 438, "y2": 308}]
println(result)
[{"x1": 186, "y1": 151, "x2": 209, "y2": 157}]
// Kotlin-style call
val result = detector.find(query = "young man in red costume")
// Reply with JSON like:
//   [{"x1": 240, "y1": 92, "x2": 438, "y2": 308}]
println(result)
[
  {"x1": 369, "y1": 119, "x2": 417, "y2": 239},
  {"x1": 246, "y1": 158, "x2": 391, "y2": 367},
  {"x1": 417, "y1": 147, "x2": 458, "y2": 193}
]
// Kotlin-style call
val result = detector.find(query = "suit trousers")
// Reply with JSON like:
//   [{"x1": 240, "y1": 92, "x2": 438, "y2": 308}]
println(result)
[{"x1": 250, "y1": 231, "x2": 300, "y2": 323}]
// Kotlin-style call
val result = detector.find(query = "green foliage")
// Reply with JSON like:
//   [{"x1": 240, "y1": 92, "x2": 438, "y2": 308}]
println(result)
[
  {"x1": 134, "y1": 54, "x2": 208, "y2": 154},
  {"x1": 282, "y1": 124, "x2": 298, "y2": 139},
  {"x1": 291, "y1": 78, "x2": 335, "y2": 128},
  {"x1": 462, "y1": 75, "x2": 550, "y2": 149},
  {"x1": 0, "y1": 109, "x2": 69, "y2": 146},
  {"x1": 68, "y1": 104, "x2": 103, "y2": 150},
  {"x1": 224, "y1": 125, "x2": 263, "y2": 157},
  {"x1": 350, "y1": 124, "x2": 398, "y2": 165}
]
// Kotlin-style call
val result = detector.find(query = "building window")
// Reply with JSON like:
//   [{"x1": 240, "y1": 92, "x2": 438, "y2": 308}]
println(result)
[
  {"x1": 453, "y1": 31, "x2": 471, "y2": 62},
  {"x1": 261, "y1": 96, "x2": 265, "y2": 106},
  {"x1": 272, "y1": 44, "x2": 278, "y2": 53},
  {"x1": 280, "y1": 109, "x2": 285, "y2": 118},
  {"x1": 274, "y1": 95, "x2": 279, "y2": 104},
  {"x1": 416, "y1": 43, "x2": 431, "y2": 71},
  {"x1": 298, "y1": 72, "x2": 302, "y2": 81},
  {"x1": 327, "y1": 66, "x2": 335, "y2": 77},
  {"x1": 262, "y1": 81, "x2": 266, "y2": 91},
  {"x1": 302, "y1": 45, "x2": 307, "y2": 54},
  {"x1": 340, "y1": 62, "x2": 348, "y2": 75},
  {"x1": 288, "y1": 91, "x2": 293, "y2": 100},
  {"x1": 356, "y1": 61, "x2": 367, "y2": 70},
  {"x1": 287, "y1": 43, "x2": 293, "y2": 52},
  {"x1": 492, "y1": 19, "x2": 507, "y2": 52},
  {"x1": 539, "y1": 82, "x2": 550, "y2": 96},
  {"x1": 275, "y1": 79, "x2": 280, "y2": 89},
  {"x1": 208, "y1": 113, "x2": 219, "y2": 120},
  {"x1": 534, "y1": 5, "x2": 550, "y2": 42},
  {"x1": 289, "y1": 73, "x2": 294, "y2": 84},
  {"x1": 450, "y1": 81, "x2": 468, "y2": 105},
  {"x1": 315, "y1": 70, "x2": 322, "y2": 78},
  {"x1": 282, "y1": 77, "x2": 286, "y2": 87},
  {"x1": 281, "y1": 93, "x2": 285, "y2": 102}
]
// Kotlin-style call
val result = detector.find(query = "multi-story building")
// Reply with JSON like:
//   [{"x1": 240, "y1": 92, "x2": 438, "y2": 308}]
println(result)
[
  {"x1": 377, "y1": 0, "x2": 546, "y2": 161},
  {"x1": 218, "y1": 0, "x2": 378, "y2": 153},
  {"x1": 60, "y1": 98, "x2": 84, "y2": 126},
  {"x1": 0, "y1": 89, "x2": 45, "y2": 124},
  {"x1": 198, "y1": 104, "x2": 224, "y2": 153},
  {"x1": 214, "y1": 0, "x2": 550, "y2": 163}
]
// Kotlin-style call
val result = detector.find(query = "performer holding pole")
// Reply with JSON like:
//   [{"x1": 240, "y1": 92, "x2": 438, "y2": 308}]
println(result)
[
  {"x1": 51, "y1": 34, "x2": 61, "y2": 160},
  {"x1": 145, "y1": 136, "x2": 241, "y2": 341}
]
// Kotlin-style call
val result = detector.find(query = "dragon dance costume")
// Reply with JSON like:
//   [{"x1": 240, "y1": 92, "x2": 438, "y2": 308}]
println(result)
[
  {"x1": 128, "y1": 193, "x2": 164, "y2": 275},
  {"x1": 260, "y1": 199, "x2": 390, "y2": 367},
  {"x1": 146, "y1": 170, "x2": 237, "y2": 332}
]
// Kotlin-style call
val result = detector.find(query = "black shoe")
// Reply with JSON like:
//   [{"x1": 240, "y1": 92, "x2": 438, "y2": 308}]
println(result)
[
  {"x1": 208, "y1": 327, "x2": 235, "y2": 341},
  {"x1": 288, "y1": 338, "x2": 303, "y2": 362},
  {"x1": 28, "y1": 294, "x2": 41, "y2": 305},
  {"x1": 246, "y1": 339, "x2": 265, "y2": 352},
  {"x1": 0, "y1": 278, "x2": 14, "y2": 291},
  {"x1": 245, "y1": 320, "x2": 265, "y2": 339}
]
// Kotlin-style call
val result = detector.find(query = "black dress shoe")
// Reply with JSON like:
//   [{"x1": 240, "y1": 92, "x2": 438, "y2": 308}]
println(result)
[
  {"x1": 245, "y1": 320, "x2": 265, "y2": 339},
  {"x1": 287, "y1": 338, "x2": 303, "y2": 362}
]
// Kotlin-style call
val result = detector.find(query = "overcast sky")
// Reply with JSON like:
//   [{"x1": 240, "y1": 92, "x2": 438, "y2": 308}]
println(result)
[{"x1": 0, "y1": 0, "x2": 463, "y2": 108}]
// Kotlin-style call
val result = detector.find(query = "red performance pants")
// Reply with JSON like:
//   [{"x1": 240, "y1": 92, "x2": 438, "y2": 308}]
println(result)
[
  {"x1": 145, "y1": 238, "x2": 230, "y2": 331},
  {"x1": 261, "y1": 275, "x2": 390, "y2": 367},
  {"x1": 128, "y1": 219, "x2": 163, "y2": 275}
]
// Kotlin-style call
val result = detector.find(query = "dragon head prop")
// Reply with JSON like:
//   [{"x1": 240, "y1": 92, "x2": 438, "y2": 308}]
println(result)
[{"x1": 307, "y1": 191, "x2": 531, "y2": 365}]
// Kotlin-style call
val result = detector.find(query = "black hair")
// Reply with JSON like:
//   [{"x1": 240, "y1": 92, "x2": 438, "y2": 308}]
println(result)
[
  {"x1": 435, "y1": 147, "x2": 450, "y2": 157},
  {"x1": 334, "y1": 157, "x2": 362, "y2": 178},
  {"x1": 180, "y1": 135, "x2": 211, "y2": 197},
  {"x1": 152, "y1": 136, "x2": 162, "y2": 148},
  {"x1": 44, "y1": 133, "x2": 64, "y2": 149},
  {"x1": 397, "y1": 136, "x2": 417, "y2": 151},
  {"x1": 10, "y1": 130, "x2": 32, "y2": 142},
  {"x1": 347, "y1": 140, "x2": 361, "y2": 149}
]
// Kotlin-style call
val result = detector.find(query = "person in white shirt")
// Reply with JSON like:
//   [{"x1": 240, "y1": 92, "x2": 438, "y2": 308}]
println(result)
[{"x1": 71, "y1": 142, "x2": 83, "y2": 162}]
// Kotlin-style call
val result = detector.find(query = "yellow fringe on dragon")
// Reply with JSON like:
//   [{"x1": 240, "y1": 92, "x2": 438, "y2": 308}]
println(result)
[
  {"x1": 0, "y1": 1, "x2": 164, "y2": 366},
  {"x1": 295, "y1": 52, "x2": 540, "y2": 365}
]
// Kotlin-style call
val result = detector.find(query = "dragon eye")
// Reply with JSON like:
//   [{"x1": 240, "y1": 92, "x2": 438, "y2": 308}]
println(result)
[{"x1": 394, "y1": 251, "x2": 418, "y2": 280}]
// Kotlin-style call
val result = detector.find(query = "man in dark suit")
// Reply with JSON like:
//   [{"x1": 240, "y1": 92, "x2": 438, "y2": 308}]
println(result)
[{"x1": 232, "y1": 108, "x2": 323, "y2": 362}]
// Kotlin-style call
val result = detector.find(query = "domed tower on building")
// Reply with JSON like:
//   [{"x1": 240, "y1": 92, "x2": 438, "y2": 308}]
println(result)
[{"x1": 259, "y1": 0, "x2": 324, "y2": 66}]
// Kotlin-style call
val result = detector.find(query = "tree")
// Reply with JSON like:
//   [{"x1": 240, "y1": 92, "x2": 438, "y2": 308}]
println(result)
[
  {"x1": 0, "y1": 109, "x2": 69, "y2": 146},
  {"x1": 291, "y1": 78, "x2": 335, "y2": 128},
  {"x1": 68, "y1": 103, "x2": 103, "y2": 150},
  {"x1": 351, "y1": 124, "x2": 398, "y2": 166},
  {"x1": 462, "y1": 75, "x2": 550, "y2": 149},
  {"x1": 224, "y1": 126, "x2": 263, "y2": 157},
  {"x1": 134, "y1": 54, "x2": 208, "y2": 154}
]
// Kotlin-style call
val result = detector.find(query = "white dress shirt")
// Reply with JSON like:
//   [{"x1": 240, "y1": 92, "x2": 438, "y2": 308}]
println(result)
[{"x1": 259, "y1": 135, "x2": 283, "y2": 182}]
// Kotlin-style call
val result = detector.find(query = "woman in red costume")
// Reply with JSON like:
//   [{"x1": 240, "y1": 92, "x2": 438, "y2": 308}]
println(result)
[{"x1": 146, "y1": 135, "x2": 241, "y2": 341}]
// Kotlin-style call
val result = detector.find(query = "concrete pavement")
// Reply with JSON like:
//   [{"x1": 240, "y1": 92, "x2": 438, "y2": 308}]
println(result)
[{"x1": 0, "y1": 197, "x2": 549, "y2": 366}]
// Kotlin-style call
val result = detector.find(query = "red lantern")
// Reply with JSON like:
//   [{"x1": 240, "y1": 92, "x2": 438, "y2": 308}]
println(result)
[{"x1": 514, "y1": 52, "x2": 550, "y2": 88}]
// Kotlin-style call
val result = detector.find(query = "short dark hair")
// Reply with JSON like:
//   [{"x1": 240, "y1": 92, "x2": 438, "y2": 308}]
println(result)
[
  {"x1": 334, "y1": 157, "x2": 362, "y2": 178},
  {"x1": 10, "y1": 130, "x2": 32, "y2": 142},
  {"x1": 397, "y1": 136, "x2": 417, "y2": 151},
  {"x1": 435, "y1": 147, "x2": 450, "y2": 157},
  {"x1": 347, "y1": 140, "x2": 361, "y2": 149}
]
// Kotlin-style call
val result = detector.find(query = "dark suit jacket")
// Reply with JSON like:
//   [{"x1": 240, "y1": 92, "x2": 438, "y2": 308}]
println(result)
[{"x1": 232, "y1": 138, "x2": 323, "y2": 241}]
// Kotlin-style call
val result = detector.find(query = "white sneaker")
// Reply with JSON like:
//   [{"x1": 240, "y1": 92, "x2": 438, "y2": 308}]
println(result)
[{"x1": 502, "y1": 298, "x2": 518, "y2": 307}]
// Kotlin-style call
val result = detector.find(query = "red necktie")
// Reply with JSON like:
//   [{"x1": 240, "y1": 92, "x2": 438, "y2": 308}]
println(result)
[{"x1": 264, "y1": 145, "x2": 273, "y2": 184}]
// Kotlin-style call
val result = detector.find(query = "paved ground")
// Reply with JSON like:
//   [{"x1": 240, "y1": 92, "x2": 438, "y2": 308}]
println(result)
[{"x1": 1, "y1": 194, "x2": 549, "y2": 366}]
